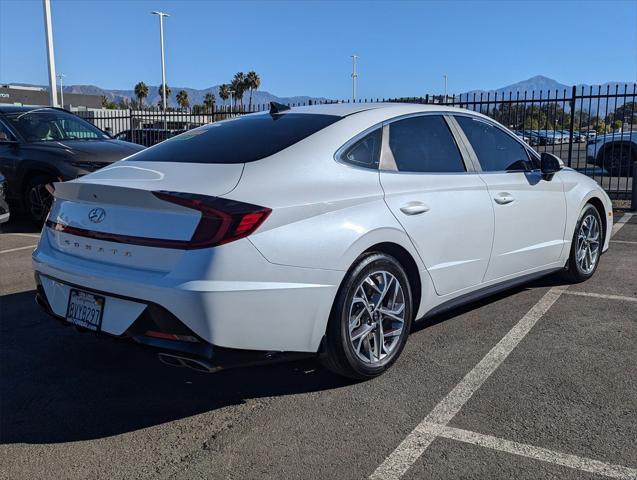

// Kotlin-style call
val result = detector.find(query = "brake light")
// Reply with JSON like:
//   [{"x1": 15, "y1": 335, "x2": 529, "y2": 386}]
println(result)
[{"x1": 152, "y1": 191, "x2": 271, "y2": 249}]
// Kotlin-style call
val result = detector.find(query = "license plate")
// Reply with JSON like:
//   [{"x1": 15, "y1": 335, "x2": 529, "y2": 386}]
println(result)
[{"x1": 66, "y1": 289, "x2": 105, "y2": 331}]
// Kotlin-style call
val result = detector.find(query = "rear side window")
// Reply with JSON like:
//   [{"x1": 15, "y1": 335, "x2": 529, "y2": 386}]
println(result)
[
  {"x1": 128, "y1": 113, "x2": 340, "y2": 164},
  {"x1": 340, "y1": 129, "x2": 381, "y2": 169},
  {"x1": 388, "y1": 115, "x2": 465, "y2": 173},
  {"x1": 455, "y1": 116, "x2": 532, "y2": 172}
]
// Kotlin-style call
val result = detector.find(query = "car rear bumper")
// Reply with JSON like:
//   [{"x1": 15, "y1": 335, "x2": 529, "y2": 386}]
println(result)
[{"x1": 32, "y1": 229, "x2": 342, "y2": 353}]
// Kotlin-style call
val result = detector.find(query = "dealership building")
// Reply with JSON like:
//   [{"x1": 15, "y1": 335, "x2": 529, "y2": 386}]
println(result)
[{"x1": 0, "y1": 84, "x2": 102, "y2": 110}]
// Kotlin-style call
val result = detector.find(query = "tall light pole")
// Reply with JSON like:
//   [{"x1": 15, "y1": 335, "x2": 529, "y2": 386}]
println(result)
[
  {"x1": 57, "y1": 73, "x2": 65, "y2": 108},
  {"x1": 152, "y1": 11, "x2": 169, "y2": 130},
  {"x1": 443, "y1": 74, "x2": 448, "y2": 103},
  {"x1": 42, "y1": 0, "x2": 58, "y2": 107},
  {"x1": 351, "y1": 55, "x2": 358, "y2": 102}
]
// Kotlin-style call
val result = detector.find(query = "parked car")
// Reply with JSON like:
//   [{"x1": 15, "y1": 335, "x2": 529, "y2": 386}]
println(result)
[
  {"x1": 0, "y1": 106, "x2": 145, "y2": 223},
  {"x1": 33, "y1": 103, "x2": 612, "y2": 380},
  {"x1": 114, "y1": 128, "x2": 186, "y2": 147},
  {"x1": 586, "y1": 130, "x2": 637, "y2": 175},
  {"x1": 0, "y1": 172, "x2": 9, "y2": 224}
]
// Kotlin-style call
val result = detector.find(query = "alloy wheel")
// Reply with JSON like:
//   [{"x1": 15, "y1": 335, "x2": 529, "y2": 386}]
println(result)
[
  {"x1": 347, "y1": 270, "x2": 406, "y2": 365},
  {"x1": 576, "y1": 213, "x2": 600, "y2": 274}
]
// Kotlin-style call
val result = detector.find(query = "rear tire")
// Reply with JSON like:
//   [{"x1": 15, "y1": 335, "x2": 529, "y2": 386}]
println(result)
[
  {"x1": 320, "y1": 252, "x2": 413, "y2": 380},
  {"x1": 24, "y1": 175, "x2": 55, "y2": 225},
  {"x1": 561, "y1": 204, "x2": 603, "y2": 283}
]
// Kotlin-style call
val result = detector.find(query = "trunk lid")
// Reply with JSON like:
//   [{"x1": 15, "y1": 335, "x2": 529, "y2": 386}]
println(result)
[{"x1": 46, "y1": 161, "x2": 244, "y2": 271}]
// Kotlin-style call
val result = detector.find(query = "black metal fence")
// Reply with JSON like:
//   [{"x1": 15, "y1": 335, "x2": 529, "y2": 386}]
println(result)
[{"x1": 77, "y1": 83, "x2": 636, "y2": 202}]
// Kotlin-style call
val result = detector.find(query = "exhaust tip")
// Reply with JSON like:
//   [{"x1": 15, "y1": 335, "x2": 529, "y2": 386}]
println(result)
[{"x1": 157, "y1": 352, "x2": 222, "y2": 373}]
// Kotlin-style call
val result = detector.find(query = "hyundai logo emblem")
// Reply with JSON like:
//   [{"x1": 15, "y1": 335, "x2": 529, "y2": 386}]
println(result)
[{"x1": 88, "y1": 208, "x2": 106, "y2": 223}]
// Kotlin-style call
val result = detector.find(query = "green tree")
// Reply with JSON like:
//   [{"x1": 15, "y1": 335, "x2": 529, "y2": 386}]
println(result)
[
  {"x1": 245, "y1": 71, "x2": 261, "y2": 112},
  {"x1": 134, "y1": 81, "x2": 149, "y2": 109},
  {"x1": 218, "y1": 84, "x2": 230, "y2": 109},
  {"x1": 613, "y1": 120, "x2": 623, "y2": 131},
  {"x1": 101, "y1": 95, "x2": 117, "y2": 109},
  {"x1": 176, "y1": 90, "x2": 190, "y2": 109},
  {"x1": 203, "y1": 92, "x2": 216, "y2": 111},
  {"x1": 230, "y1": 72, "x2": 246, "y2": 110},
  {"x1": 610, "y1": 102, "x2": 636, "y2": 125},
  {"x1": 157, "y1": 84, "x2": 171, "y2": 109}
]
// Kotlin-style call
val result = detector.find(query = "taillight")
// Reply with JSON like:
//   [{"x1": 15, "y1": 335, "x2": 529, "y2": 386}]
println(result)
[{"x1": 152, "y1": 191, "x2": 271, "y2": 249}]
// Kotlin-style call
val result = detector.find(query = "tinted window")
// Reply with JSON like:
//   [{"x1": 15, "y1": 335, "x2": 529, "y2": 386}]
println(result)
[
  {"x1": 455, "y1": 116, "x2": 532, "y2": 172},
  {"x1": 0, "y1": 121, "x2": 16, "y2": 141},
  {"x1": 129, "y1": 113, "x2": 340, "y2": 164},
  {"x1": 388, "y1": 116, "x2": 465, "y2": 173},
  {"x1": 4, "y1": 109, "x2": 108, "y2": 142},
  {"x1": 340, "y1": 129, "x2": 381, "y2": 169}
]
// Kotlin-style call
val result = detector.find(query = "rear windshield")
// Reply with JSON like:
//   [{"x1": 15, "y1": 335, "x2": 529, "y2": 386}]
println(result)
[{"x1": 128, "y1": 113, "x2": 340, "y2": 164}]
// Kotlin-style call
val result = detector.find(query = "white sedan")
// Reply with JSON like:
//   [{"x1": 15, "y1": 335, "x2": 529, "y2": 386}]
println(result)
[{"x1": 33, "y1": 103, "x2": 613, "y2": 379}]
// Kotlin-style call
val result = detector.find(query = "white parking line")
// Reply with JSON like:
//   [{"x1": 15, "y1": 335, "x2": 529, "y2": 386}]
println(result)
[
  {"x1": 370, "y1": 212, "x2": 635, "y2": 480},
  {"x1": 369, "y1": 286, "x2": 568, "y2": 480},
  {"x1": 1, "y1": 232, "x2": 41, "y2": 238},
  {"x1": 611, "y1": 240, "x2": 637, "y2": 245},
  {"x1": 434, "y1": 423, "x2": 637, "y2": 480},
  {"x1": 0, "y1": 245, "x2": 37, "y2": 255},
  {"x1": 562, "y1": 290, "x2": 637, "y2": 303},
  {"x1": 612, "y1": 212, "x2": 633, "y2": 237}
]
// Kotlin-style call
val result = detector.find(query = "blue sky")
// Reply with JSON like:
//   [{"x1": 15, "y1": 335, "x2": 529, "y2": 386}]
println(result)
[{"x1": 1, "y1": 0, "x2": 636, "y2": 99}]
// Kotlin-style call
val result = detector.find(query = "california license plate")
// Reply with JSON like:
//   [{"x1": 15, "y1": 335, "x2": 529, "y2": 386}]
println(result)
[{"x1": 66, "y1": 289, "x2": 104, "y2": 331}]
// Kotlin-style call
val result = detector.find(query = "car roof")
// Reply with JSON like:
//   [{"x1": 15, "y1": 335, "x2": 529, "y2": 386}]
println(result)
[
  {"x1": 286, "y1": 102, "x2": 478, "y2": 118},
  {"x1": 0, "y1": 105, "x2": 62, "y2": 114}
]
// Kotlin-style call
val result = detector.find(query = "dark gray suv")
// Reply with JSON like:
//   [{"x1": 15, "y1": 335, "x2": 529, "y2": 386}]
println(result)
[{"x1": 0, "y1": 106, "x2": 145, "y2": 223}]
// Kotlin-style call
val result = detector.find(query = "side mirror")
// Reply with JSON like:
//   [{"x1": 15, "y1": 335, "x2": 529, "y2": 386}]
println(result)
[{"x1": 540, "y1": 152, "x2": 562, "y2": 180}]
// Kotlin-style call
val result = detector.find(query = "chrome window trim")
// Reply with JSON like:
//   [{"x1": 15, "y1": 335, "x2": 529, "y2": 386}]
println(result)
[{"x1": 333, "y1": 123, "x2": 384, "y2": 171}]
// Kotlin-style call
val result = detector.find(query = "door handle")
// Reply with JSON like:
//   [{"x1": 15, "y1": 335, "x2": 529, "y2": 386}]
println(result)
[
  {"x1": 400, "y1": 202, "x2": 430, "y2": 215},
  {"x1": 494, "y1": 193, "x2": 515, "y2": 205}
]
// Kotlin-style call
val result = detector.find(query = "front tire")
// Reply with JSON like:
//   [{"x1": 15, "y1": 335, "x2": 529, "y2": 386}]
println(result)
[
  {"x1": 321, "y1": 253, "x2": 413, "y2": 380},
  {"x1": 561, "y1": 204, "x2": 603, "y2": 283},
  {"x1": 24, "y1": 175, "x2": 55, "y2": 225}
]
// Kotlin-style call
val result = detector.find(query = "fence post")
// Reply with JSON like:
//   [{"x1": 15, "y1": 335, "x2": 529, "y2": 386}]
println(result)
[
  {"x1": 627, "y1": 160, "x2": 637, "y2": 212},
  {"x1": 567, "y1": 85, "x2": 577, "y2": 167}
]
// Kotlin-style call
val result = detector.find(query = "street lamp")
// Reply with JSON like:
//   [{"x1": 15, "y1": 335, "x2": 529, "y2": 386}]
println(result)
[
  {"x1": 351, "y1": 55, "x2": 358, "y2": 102},
  {"x1": 42, "y1": 0, "x2": 58, "y2": 107},
  {"x1": 152, "y1": 10, "x2": 170, "y2": 130},
  {"x1": 443, "y1": 74, "x2": 448, "y2": 103},
  {"x1": 57, "y1": 73, "x2": 65, "y2": 108}
]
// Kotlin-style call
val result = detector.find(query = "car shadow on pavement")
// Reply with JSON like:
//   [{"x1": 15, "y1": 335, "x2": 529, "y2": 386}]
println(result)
[
  {"x1": 0, "y1": 290, "x2": 351, "y2": 445},
  {"x1": 0, "y1": 216, "x2": 41, "y2": 235}
]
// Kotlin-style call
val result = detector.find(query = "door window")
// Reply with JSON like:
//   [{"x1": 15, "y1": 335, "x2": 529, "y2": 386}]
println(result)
[
  {"x1": 388, "y1": 115, "x2": 465, "y2": 173},
  {"x1": 454, "y1": 116, "x2": 532, "y2": 172}
]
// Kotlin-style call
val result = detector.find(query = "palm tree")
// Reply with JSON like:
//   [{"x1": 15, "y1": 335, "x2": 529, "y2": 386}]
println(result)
[
  {"x1": 134, "y1": 81, "x2": 149, "y2": 109},
  {"x1": 218, "y1": 84, "x2": 230, "y2": 109},
  {"x1": 158, "y1": 84, "x2": 171, "y2": 109},
  {"x1": 176, "y1": 90, "x2": 189, "y2": 109},
  {"x1": 203, "y1": 92, "x2": 216, "y2": 112},
  {"x1": 231, "y1": 72, "x2": 246, "y2": 110},
  {"x1": 246, "y1": 71, "x2": 260, "y2": 112}
]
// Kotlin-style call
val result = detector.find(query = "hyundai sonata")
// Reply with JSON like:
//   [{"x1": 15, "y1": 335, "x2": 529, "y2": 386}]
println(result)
[{"x1": 33, "y1": 102, "x2": 612, "y2": 379}]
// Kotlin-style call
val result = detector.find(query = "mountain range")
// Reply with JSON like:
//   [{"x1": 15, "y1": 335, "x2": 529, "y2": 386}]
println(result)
[{"x1": 8, "y1": 75, "x2": 635, "y2": 110}]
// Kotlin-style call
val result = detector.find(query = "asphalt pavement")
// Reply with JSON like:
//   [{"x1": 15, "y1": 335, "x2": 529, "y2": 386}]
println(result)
[{"x1": 0, "y1": 213, "x2": 635, "y2": 480}]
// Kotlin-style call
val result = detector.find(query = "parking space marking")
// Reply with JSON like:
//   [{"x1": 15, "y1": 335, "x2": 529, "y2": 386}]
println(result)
[
  {"x1": 371, "y1": 213, "x2": 633, "y2": 480},
  {"x1": 612, "y1": 212, "x2": 634, "y2": 237},
  {"x1": 562, "y1": 290, "x2": 637, "y2": 303},
  {"x1": 1, "y1": 232, "x2": 41, "y2": 238},
  {"x1": 430, "y1": 423, "x2": 637, "y2": 480},
  {"x1": 0, "y1": 245, "x2": 37, "y2": 255},
  {"x1": 369, "y1": 286, "x2": 568, "y2": 480},
  {"x1": 611, "y1": 240, "x2": 637, "y2": 245}
]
